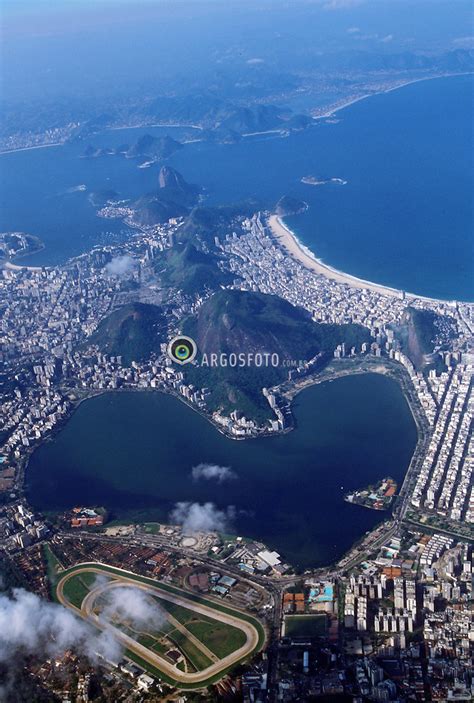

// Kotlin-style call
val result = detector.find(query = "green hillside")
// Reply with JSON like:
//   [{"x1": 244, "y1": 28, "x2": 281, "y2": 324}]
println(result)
[
  {"x1": 392, "y1": 306, "x2": 455, "y2": 371},
  {"x1": 182, "y1": 289, "x2": 370, "y2": 421},
  {"x1": 87, "y1": 303, "x2": 166, "y2": 365},
  {"x1": 154, "y1": 242, "x2": 232, "y2": 295}
]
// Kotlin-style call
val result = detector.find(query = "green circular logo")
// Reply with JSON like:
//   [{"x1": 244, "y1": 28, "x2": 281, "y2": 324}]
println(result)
[{"x1": 168, "y1": 335, "x2": 197, "y2": 365}]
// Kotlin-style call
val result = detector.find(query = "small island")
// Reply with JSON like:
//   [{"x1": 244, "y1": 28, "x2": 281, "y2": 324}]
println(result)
[
  {"x1": 81, "y1": 133, "x2": 183, "y2": 167},
  {"x1": 301, "y1": 175, "x2": 347, "y2": 186},
  {"x1": 344, "y1": 477, "x2": 397, "y2": 511}
]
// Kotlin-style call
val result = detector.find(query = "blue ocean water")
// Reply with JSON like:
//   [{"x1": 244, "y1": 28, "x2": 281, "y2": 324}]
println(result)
[
  {"x1": 170, "y1": 74, "x2": 474, "y2": 300},
  {"x1": 1, "y1": 75, "x2": 472, "y2": 298}
]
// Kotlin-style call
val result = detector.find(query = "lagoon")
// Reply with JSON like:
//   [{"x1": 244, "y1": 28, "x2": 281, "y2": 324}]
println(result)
[{"x1": 26, "y1": 373, "x2": 417, "y2": 569}]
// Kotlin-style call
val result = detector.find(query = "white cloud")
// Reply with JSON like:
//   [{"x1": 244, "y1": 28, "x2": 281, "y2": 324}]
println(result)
[
  {"x1": 453, "y1": 36, "x2": 474, "y2": 47},
  {"x1": 191, "y1": 463, "x2": 237, "y2": 483},
  {"x1": 379, "y1": 34, "x2": 393, "y2": 43},
  {"x1": 170, "y1": 501, "x2": 235, "y2": 534},
  {"x1": 0, "y1": 588, "x2": 120, "y2": 665},
  {"x1": 354, "y1": 32, "x2": 379, "y2": 41},
  {"x1": 323, "y1": 0, "x2": 365, "y2": 10},
  {"x1": 246, "y1": 57, "x2": 265, "y2": 65},
  {"x1": 347, "y1": 26, "x2": 360, "y2": 34},
  {"x1": 105, "y1": 255, "x2": 135, "y2": 276},
  {"x1": 99, "y1": 586, "x2": 165, "y2": 631}
]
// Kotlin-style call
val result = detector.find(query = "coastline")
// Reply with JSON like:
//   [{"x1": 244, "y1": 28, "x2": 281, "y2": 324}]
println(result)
[
  {"x1": 109, "y1": 122, "x2": 204, "y2": 131},
  {"x1": 2, "y1": 260, "x2": 44, "y2": 272},
  {"x1": 268, "y1": 214, "x2": 461, "y2": 305},
  {"x1": 313, "y1": 71, "x2": 473, "y2": 121},
  {"x1": 268, "y1": 214, "x2": 402, "y2": 298},
  {"x1": 25, "y1": 370, "x2": 416, "y2": 571},
  {"x1": 0, "y1": 141, "x2": 63, "y2": 156},
  {"x1": 1, "y1": 72, "x2": 471, "y2": 158}
]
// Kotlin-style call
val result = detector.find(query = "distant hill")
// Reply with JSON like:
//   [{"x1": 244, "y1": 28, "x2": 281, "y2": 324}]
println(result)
[
  {"x1": 82, "y1": 134, "x2": 183, "y2": 162},
  {"x1": 25, "y1": 48, "x2": 474, "y2": 150},
  {"x1": 133, "y1": 166, "x2": 200, "y2": 226},
  {"x1": 87, "y1": 303, "x2": 166, "y2": 365},
  {"x1": 70, "y1": 96, "x2": 314, "y2": 144},
  {"x1": 141, "y1": 95, "x2": 288, "y2": 134},
  {"x1": 219, "y1": 104, "x2": 284, "y2": 133},
  {"x1": 200, "y1": 127, "x2": 242, "y2": 144},
  {"x1": 125, "y1": 134, "x2": 183, "y2": 160},
  {"x1": 182, "y1": 289, "x2": 370, "y2": 420},
  {"x1": 307, "y1": 48, "x2": 474, "y2": 72}
]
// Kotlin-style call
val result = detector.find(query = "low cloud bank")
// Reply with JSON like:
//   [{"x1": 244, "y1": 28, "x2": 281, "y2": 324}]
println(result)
[{"x1": 0, "y1": 588, "x2": 120, "y2": 665}]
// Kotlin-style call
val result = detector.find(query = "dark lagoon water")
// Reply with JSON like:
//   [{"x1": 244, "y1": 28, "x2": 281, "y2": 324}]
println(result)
[
  {"x1": 1, "y1": 75, "x2": 472, "y2": 299},
  {"x1": 26, "y1": 373, "x2": 417, "y2": 569}
]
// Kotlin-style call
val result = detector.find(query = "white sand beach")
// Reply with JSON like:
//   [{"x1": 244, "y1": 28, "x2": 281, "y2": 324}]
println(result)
[{"x1": 268, "y1": 214, "x2": 402, "y2": 298}]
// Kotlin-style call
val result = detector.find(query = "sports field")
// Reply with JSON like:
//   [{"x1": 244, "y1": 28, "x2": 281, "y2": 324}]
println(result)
[
  {"x1": 283, "y1": 614, "x2": 327, "y2": 638},
  {"x1": 56, "y1": 562, "x2": 264, "y2": 687}
]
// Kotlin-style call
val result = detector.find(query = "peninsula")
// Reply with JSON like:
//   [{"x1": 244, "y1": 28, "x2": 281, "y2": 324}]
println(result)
[
  {"x1": 344, "y1": 477, "x2": 398, "y2": 511},
  {"x1": 0, "y1": 231, "x2": 44, "y2": 261}
]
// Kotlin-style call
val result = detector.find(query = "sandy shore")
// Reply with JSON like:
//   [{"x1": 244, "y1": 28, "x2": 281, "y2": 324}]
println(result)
[
  {"x1": 0, "y1": 141, "x2": 63, "y2": 156},
  {"x1": 268, "y1": 214, "x2": 402, "y2": 298},
  {"x1": 313, "y1": 72, "x2": 471, "y2": 121},
  {"x1": 2, "y1": 260, "x2": 44, "y2": 272},
  {"x1": 268, "y1": 215, "x2": 463, "y2": 306}
]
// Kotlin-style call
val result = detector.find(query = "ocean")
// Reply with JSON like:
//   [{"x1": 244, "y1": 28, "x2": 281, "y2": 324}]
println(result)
[{"x1": 1, "y1": 74, "x2": 471, "y2": 299}]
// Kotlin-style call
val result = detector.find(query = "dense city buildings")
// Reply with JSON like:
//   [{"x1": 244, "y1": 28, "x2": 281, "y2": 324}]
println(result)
[
  {"x1": 1, "y1": 2, "x2": 473, "y2": 700},
  {"x1": 0, "y1": 203, "x2": 472, "y2": 700}
]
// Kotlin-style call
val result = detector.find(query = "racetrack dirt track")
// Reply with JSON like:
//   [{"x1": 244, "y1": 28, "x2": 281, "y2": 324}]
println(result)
[{"x1": 57, "y1": 564, "x2": 262, "y2": 686}]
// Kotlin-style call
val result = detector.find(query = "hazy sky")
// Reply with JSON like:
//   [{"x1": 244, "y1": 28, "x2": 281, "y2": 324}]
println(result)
[{"x1": 1, "y1": 1, "x2": 472, "y2": 103}]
